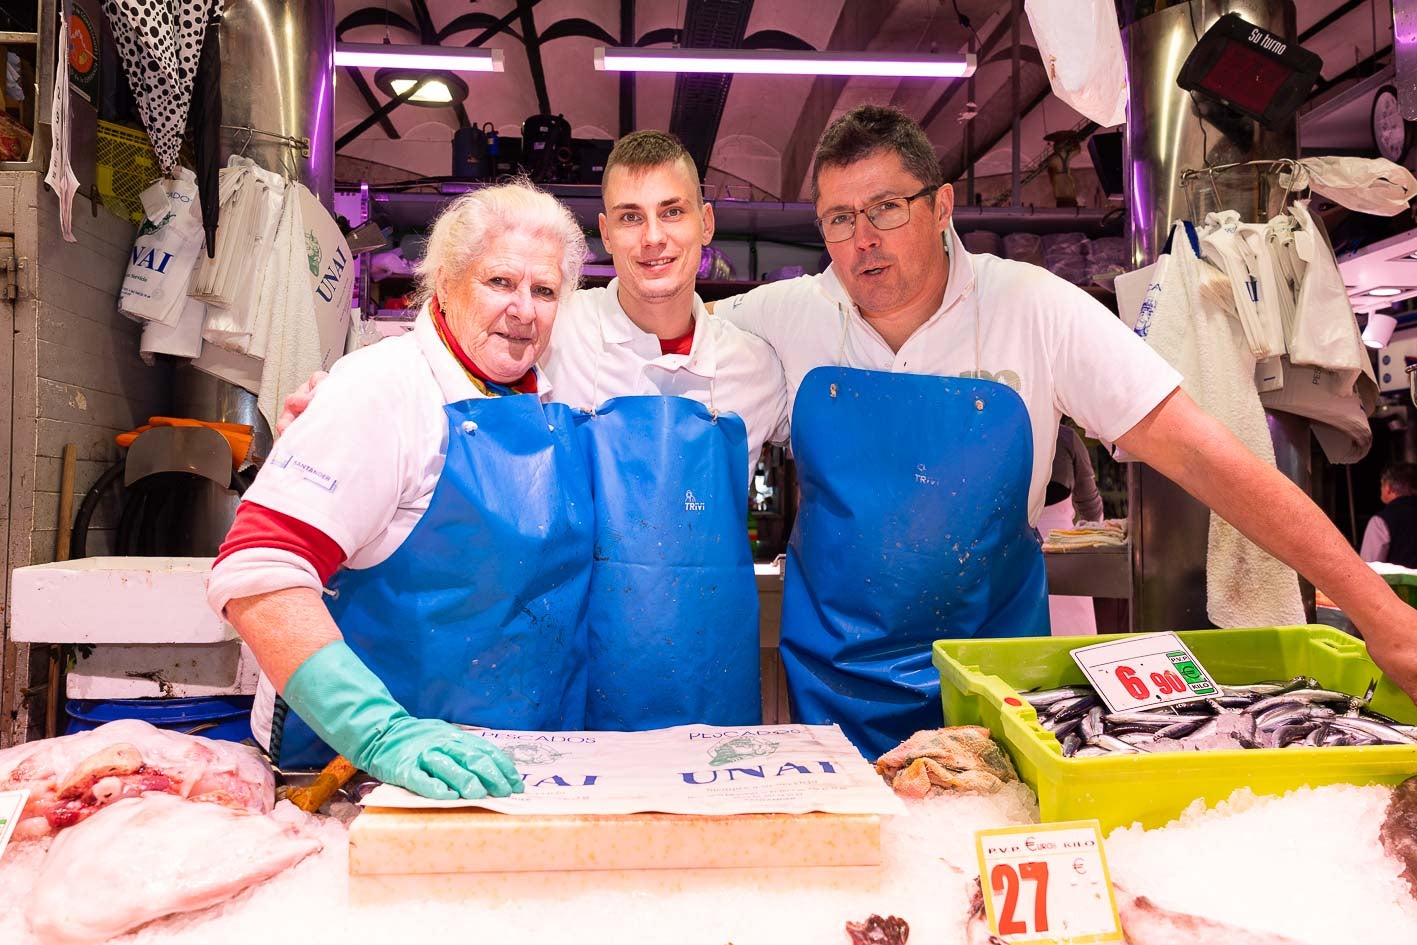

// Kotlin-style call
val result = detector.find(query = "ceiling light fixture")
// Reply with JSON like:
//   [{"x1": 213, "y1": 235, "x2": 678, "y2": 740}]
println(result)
[
  {"x1": 1369, "y1": 287, "x2": 1405, "y2": 297},
  {"x1": 593, "y1": 47, "x2": 975, "y2": 78},
  {"x1": 1363, "y1": 311, "x2": 1399, "y2": 349},
  {"x1": 374, "y1": 69, "x2": 469, "y2": 107},
  {"x1": 335, "y1": 42, "x2": 504, "y2": 73}
]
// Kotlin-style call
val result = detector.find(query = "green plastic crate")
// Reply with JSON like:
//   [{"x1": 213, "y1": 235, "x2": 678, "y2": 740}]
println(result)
[
  {"x1": 1383, "y1": 572, "x2": 1417, "y2": 608},
  {"x1": 933, "y1": 625, "x2": 1417, "y2": 832}
]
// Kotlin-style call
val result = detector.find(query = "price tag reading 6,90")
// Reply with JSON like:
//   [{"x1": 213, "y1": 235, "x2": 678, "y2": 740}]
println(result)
[
  {"x1": 975, "y1": 820, "x2": 1122, "y2": 944},
  {"x1": 1068, "y1": 632, "x2": 1219, "y2": 713}
]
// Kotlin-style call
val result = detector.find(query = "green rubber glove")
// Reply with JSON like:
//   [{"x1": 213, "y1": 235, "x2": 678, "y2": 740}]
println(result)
[{"x1": 282, "y1": 641, "x2": 524, "y2": 801}]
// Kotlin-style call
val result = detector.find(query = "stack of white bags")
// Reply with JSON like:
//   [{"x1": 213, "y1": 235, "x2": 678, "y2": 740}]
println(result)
[{"x1": 117, "y1": 156, "x2": 353, "y2": 429}]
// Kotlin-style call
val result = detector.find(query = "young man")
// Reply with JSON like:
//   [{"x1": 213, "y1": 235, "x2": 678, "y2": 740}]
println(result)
[
  {"x1": 718, "y1": 105, "x2": 1417, "y2": 755},
  {"x1": 540, "y1": 131, "x2": 790, "y2": 730},
  {"x1": 282, "y1": 136, "x2": 790, "y2": 732}
]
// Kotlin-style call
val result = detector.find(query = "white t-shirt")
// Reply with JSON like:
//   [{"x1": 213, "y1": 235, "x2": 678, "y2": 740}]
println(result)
[
  {"x1": 719, "y1": 225, "x2": 1182, "y2": 524},
  {"x1": 207, "y1": 307, "x2": 527, "y2": 612},
  {"x1": 541, "y1": 280, "x2": 791, "y2": 482}
]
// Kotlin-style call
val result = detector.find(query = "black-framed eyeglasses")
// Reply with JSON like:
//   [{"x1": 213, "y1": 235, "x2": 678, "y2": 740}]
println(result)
[{"x1": 814, "y1": 187, "x2": 936, "y2": 243}]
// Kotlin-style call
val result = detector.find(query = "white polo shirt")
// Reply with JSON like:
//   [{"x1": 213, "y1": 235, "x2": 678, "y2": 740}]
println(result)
[
  {"x1": 541, "y1": 280, "x2": 791, "y2": 482},
  {"x1": 207, "y1": 306, "x2": 537, "y2": 612},
  {"x1": 719, "y1": 225, "x2": 1182, "y2": 524}
]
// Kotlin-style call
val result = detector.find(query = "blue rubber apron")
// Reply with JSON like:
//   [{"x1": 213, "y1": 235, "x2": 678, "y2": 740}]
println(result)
[
  {"x1": 571, "y1": 337, "x2": 760, "y2": 729},
  {"x1": 271, "y1": 395, "x2": 594, "y2": 768},
  {"x1": 781, "y1": 357, "x2": 1049, "y2": 758}
]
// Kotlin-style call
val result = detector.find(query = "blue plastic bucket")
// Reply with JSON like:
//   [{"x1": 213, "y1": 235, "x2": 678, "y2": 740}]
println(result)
[{"x1": 64, "y1": 695, "x2": 254, "y2": 744}]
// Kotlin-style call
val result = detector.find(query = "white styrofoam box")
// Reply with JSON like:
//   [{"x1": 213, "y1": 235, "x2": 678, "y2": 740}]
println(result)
[
  {"x1": 10, "y1": 556, "x2": 235, "y2": 644},
  {"x1": 66, "y1": 640, "x2": 260, "y2": 699}
]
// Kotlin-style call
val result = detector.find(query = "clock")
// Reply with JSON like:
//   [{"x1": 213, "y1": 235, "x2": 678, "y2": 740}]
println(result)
[{"x1": 1372, "y1": 86, "x2": 1413, "y2": 163}]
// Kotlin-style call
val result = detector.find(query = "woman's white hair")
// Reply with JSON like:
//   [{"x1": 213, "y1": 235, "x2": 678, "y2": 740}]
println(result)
[{"x1": 414, "y1": 177, "x2": 586, "y2": 306}]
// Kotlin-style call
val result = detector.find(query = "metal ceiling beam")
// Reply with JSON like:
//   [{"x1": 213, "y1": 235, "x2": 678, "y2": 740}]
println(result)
[
  {"x1": 937, "y1": 64, "x2": 1050, "y2": 186},
  {"x1": 1313, "y1": 43, "x2": 1392, "y2": 95},
  {"x1": 668, "y1": 0, "x2": 756, "y2": 177},
  {"x1": 1298, "y1": 0, "x2": 1369, "y2": 44},
  {"x1": 517, "y1": 0, "x2": 552, "y2": 116},
  {"x1": 918, "y1": 13, "x2": 1012, "y2": 131},
  {"x1": 620, "y1": 0, "x2": 635, "y2": 136},
  {"x1": 777, "y1": 0, "x2": 902, "y2": 202}
]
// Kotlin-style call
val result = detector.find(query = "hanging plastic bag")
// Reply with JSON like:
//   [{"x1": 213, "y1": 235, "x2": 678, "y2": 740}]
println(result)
[
  {"x1": 1292, "y1": 156, "x2": 1417, "y2": 216},
  {"x1": 1024, "y1": 0, "x2": 1128, "y2": 127},
  {"x1": 1285, "y1": 200, "x2": 1365, "y2": 386},
  {"x1": 118, "y1": 168, "x2": 204, "y2": 328},
  {"x1": 1198, "y1": 210, "x2": 1287, "y2": 360}
]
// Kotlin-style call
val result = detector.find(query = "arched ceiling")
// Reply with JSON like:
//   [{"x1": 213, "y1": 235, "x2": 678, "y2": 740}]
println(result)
[{"x1": 333, "y1": 1, "x2": 1397, "y2": 204}]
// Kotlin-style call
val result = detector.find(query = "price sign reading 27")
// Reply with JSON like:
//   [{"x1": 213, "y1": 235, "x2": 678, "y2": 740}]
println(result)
[
  {"x1": 976, "y1": 820, "x2": 1122, "y2": 944},
  {"x1": 1069, "y1": 632, "x2": 1219, "y2": 713}
]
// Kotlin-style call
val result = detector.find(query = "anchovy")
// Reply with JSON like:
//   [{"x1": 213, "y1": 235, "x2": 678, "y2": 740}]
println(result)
[
  {"x1": 1024, "y1": 687, "x2": 1095, "y2": 708},
  {"x1": 1033, "y1": 676, "x2": 1411, "y2": 758}
]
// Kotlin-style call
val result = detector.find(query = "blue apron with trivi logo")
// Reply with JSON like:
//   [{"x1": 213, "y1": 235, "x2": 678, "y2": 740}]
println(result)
[
  {"x1": 574, "y1": 395, "x2": 760, "y2": 729},
  {"x1": 270, "y1": 395, "x2": 594, "y2": 768},
  {"x1": 780, "y1": 366, "x2": 1050, "y2": 758}
]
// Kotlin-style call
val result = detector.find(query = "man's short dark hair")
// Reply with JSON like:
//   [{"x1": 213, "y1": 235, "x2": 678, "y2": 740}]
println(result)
[
  {"x1": 1384, "y1": 463, "x2": 1417, "y2": 497},
  {"x1": 810, "y1": 105, "x2": 943, "y2": 202},
  {"x1": 604, "y1": 129, "x2": 697, "y2": 183}
]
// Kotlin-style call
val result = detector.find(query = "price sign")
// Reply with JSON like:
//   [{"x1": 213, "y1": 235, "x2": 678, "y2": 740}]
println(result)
[
  {"x1": 975, "y1": 820, "x2": 1122, "y2": 944},
  {"x1": 0, "y1": 789, "x2": 30, "y2": 861},
  {"x1": 1069, "y1": 632, "x2": 1218, "y2": 713}
]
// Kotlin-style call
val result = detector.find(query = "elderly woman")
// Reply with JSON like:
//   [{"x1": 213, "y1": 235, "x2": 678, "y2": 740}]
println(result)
[{"x1": 207, "y1": 181, "x2": 590, "y2": 800}]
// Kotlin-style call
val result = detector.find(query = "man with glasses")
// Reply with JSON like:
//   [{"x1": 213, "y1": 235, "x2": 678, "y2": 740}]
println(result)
[{"x1": 716, "y1": 105, "x2": 1417, "y2": 756}]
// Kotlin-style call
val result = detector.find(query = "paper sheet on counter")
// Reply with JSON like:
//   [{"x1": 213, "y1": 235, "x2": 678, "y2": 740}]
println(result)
[{"x1": 359, "y1": 723, "x2": 906, "y2": 816}]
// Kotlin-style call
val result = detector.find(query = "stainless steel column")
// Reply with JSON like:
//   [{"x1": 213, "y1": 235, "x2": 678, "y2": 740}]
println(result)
[
  {"x1": 218, "y1": 0, "x2": 335, "y2": 203},
  {"x1": 176, "y1": 0, "x2": 335, "y2": 461},
  {"x1": 1123, "y1": 1, "x2": 1311, "y2": 631}
]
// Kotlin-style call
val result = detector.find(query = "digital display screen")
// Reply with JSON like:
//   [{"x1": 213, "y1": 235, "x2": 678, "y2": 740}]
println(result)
[{"x1": 1195, "y1": 41, "x2": 1292, "y2": 115}]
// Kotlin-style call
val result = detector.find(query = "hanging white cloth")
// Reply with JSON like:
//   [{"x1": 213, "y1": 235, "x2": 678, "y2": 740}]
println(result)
[
  {"x1": 1024, "y1": 0, "x2": 1128, "y2": 127},
  {"x1": 254, "y1": 184, "x2": 324, "y2": 432},
  {"x1": 44, "y1": 0, "x2": 78, "y2": 243},
  {"x1": 1136, "y1": 222, "x2": 1306, "y2": 628}
]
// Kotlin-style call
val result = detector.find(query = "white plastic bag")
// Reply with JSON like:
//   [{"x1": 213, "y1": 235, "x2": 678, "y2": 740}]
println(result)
[
  {"x1": 1293, "y1": 156, "x2": 1417, "y2": 216},
  {"x1": 118, "y1": 169, "x2": 204, "y2": 327},
  {"x1": 1286, "y1": 200, "x2": 1365, "y2": 386},
  {"x1": 1024, "y1": 0, "x2": 1128, "y2": 126}
]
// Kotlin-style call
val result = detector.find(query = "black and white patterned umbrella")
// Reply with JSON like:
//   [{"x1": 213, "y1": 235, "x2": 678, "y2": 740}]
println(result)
[{"x1": 100, "y1": 0, "x2": 220, "y2": 174}]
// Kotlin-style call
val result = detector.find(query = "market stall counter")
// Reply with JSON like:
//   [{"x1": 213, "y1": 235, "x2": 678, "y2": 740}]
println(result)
[{"x1": 2, "y1": 634, "x2": 1417, "y2": 943}]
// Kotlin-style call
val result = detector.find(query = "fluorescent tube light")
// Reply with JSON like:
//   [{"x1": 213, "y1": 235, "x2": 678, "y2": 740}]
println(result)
[
  {"x1": 594, "y1": 47, "x2": 975, "y2": 78},
  {"x1": 1369, "y1": 287, "x2": 1405, "y2": 297},
  {"x1": 335, "y1": 43, "x2": 504, "y2": 73}
]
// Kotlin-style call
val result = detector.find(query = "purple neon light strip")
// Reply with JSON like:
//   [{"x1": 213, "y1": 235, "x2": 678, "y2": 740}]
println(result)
[
  {"x1": 334, "y1": 43, "x2": 503, "y2": 73},
  {"x1": 594, "y1": 47, "x2": 974, "y2": 78}
]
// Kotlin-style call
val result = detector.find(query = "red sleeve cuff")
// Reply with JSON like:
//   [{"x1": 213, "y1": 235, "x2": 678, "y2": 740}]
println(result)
[{"x1": 215, "y1": 502, "x2": 347, "y2": 584}]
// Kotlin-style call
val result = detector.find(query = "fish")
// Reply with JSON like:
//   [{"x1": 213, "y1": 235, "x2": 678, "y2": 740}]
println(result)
[
  {"x1": 1117, "y1": 891, "x2": 1315, "y2": 944},
  {"x1": 1382, "y1": 775, "x2": 1417, "y2": 899},
  {"x1": 876, "y1": 727, "x2": 1019, "y2": 798},
  {"x1": 1024, "y1": 678, "x2": 1413, "y2": 757}
]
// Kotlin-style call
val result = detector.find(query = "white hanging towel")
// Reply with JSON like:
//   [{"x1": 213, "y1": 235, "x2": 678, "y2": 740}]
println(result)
[
  {"x1": 1137, "y1": 222, "x2": 1305, "y2": 628},
  {"x1": 1294, "y1": 156, "x2": 1417, "y2": 216},
  {"x1": 254, "y1": 184, "x2": 324, "y2": 432},
  {"x1": 1023, "y1": 0, "x2": 1128, "y2": 127},
  {"x1": 44, "y1": 0, "x2": 78, "y2": 243}
]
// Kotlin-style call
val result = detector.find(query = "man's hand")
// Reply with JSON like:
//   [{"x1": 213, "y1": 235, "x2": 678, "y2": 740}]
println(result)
[
  {"x1": 277, "y1": 371, "x2": 329, "y2": 435},
  {"x1": 1118, "y1": 389, "x2": 1417, "y2": 706},
  {"x1": 1361, "y1": 603, "x2": 1417, "y2": 706}
]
